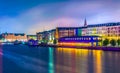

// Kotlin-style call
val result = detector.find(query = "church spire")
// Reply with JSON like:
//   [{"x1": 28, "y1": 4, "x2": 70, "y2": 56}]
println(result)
[{"x1": 84, "y1": 18, "x2": 87, "y2": 27}]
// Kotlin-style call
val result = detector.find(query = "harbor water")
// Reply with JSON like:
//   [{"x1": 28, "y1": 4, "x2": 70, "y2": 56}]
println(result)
[{"x1": 0, "y1": 45, "x2": 120, "y2": 73}]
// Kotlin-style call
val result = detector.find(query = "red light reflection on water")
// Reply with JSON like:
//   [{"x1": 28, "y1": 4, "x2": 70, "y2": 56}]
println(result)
[{"x1": 0, "y1": 45, "x2": 3, "y2": 73}]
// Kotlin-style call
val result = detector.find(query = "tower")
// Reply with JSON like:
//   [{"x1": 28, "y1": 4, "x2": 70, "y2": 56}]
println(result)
[{"x1": 84, "y1": 18, "x2": 87, "y2": 27}]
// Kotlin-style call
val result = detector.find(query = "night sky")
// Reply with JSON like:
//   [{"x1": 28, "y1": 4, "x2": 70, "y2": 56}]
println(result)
[{"x1": 0, "y1": 0, "x2": 120, "y2": 34}]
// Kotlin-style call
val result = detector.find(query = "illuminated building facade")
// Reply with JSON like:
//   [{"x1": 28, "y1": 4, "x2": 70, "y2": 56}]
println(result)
[
  {"x1": 36, "y1": 31, "x2": 49, "y2": 43},
  {"x1": 2, "y1": 33, "x2": 27, "y2": 42},
  {"x1": 37, "y1": 20, "x2": 120, "y2": 46},
  {"x1": 106, "y1": 25, "x2": 120, "y2": 39},
  {"x1": 27, "y1": 35, "x2": 37, "y2": 40},
  {"x1": 58, "y1": 36, "x2": 102, "y2": 46},
  {"x1": 85, "y1": 25, "x2": 107, "y2": 36},
  {"x1": 36, "y1": 32, "x2": 43, "y2": 41},
  {"x1": 85, "y1": 23, "x2": 120, "y2": 40},
  {"x1": 37, "y1": 29, "x2": 56, "y2": 44},
  {"x1": 81, "y1": 27, "x2": 87, "y2": 36},
  {"x1": 48, "y1": 29, "x2": 56, "y2": 44},
  {"x1": 55, "y1": 27, "x2": 78, "y2": 39}
]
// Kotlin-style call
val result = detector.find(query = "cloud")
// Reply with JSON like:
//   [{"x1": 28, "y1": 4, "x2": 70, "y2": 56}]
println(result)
[
  {"x1": 26, "y1": 17, "x2": 82, "y2": 34},
  {"x1": 0, "y1": 1, "x2": 120, "y2": 34}
]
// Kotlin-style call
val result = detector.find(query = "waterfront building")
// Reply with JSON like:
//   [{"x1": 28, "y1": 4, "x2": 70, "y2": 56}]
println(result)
[
  {"x1": 37, "y1": 31, "x2": 49, "y2": 43},
  {"x1": 75, "y1": 27, "x2": 82, "y2": 36},
  {"x1": 55, "y1": 27, "x2": 78, "y2": 39},
  {"x1": 36, "y1": 32, "x2": 43, "y2": 42},
  {"x1": 81, "y1": 18, "x2": 88, "y2": 36},
  {"x1": 81, "y1": 27, "x2": 87, "y2": 36},
  {"x1": 58, "y1": 36, "x2": 102, "y2": 46},
  {"x1": 37, "y1": 29, "x2": 56, "y2": 44},
  {"x1": 37, "y1": 19, "x2": 120, "y2": 46},
  {"x1": 106, "y1": 24, "x2": 120, "y2": 40},
  {"x1": 56, "y1": 22, "x2": 120, "y2": 46},
  {"x1": 86, "y1": 23, "x2": 120, "y2": 40},
  {"x1": 48, "y1": 29, "x2": 56, "y2": 44},
  {"x1": 2, "y1": 33, "x2": 27, "y2": 42},
  {"x1": 27, "y1": 35, "x2": 37, "y2": 40},
  {"x1": 86, "y1": 25, "x2": 107, "y2": 36}
]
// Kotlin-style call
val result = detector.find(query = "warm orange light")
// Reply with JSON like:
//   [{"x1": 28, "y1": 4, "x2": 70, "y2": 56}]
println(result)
[
  {"x1": 93, "y1": 50, "x2": 103, "y2": 73},
  {"x1": 58, "y1": 42, "x2": 92, "y2": 46}
]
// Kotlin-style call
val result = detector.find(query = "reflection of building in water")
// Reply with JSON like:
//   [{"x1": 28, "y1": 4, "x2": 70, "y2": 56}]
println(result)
[
  {"x1": 47, "y1": 47, "x2": 120, "y2": 73},
  {"x1": 92, "y1": 50, "x2": 102, "y2": 73},
  {"x1": 48, "y1": 47, "x2": 54, "y2": 73},
  {"x1": 102, "y1": 51, "x2": 120, "y2": 73},
  {"x1": 55, "y1": 48, "x2": 104, "y2": 73},
  {"x1": 55, "y1": 48, "x2": 91, "y2": 73}
]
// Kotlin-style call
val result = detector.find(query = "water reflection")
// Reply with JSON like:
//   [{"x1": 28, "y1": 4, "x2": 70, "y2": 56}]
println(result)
[
  {"x1": 1, "y1": 45, "x2": 120, "y2": 73},
  {"x1": 2, "y1": 45, "x2": 49, "y2": 73},
  {"x1": 93, "y1": 50, "x2": 102, "y2": 73},
  {"x1": 49, "y1": 47, "x2": 54, "y2": 73},
  {"x1": 102, "y1": 51, "x2": 120, "y2": 73},
  {"x1": 0, "y1": 46, "x2": 3, "y2": 73},
  {"x1": 55, "y1": 48, "x2": 120, "y2": 73},
  {"x1": 55, "y1": 48, "x2": 91, "y2": 73}
]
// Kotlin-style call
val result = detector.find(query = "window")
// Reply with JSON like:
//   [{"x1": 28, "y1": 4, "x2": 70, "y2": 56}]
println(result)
[
  {"x1": 89, "y1": 38, "x2": 91, "y2": 40},
  {"x1": 93, "y1": 38, "x2": 96, "y2": 40}
]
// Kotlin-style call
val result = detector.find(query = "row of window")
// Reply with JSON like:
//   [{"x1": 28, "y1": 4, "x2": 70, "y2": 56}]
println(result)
[
  {"x1": 64, "y1": 37, "x2": 101, "y2": 41},
  {"x1": 107, "y1": 34, "x2": 120, "y2": 36}
]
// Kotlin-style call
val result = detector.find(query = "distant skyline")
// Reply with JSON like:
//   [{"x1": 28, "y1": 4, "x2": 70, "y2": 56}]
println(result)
[{"x1": 0, "y1": 0, "x2": 120, "y2": 34}]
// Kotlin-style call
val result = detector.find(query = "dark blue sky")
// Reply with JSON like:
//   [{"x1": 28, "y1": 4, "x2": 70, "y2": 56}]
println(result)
[
  {"x1": 0, "y1": 0, "x2": 67, "y2": 16},
  {"x1": 0, "y1": 0, "x2": 120, "y2": 34}
]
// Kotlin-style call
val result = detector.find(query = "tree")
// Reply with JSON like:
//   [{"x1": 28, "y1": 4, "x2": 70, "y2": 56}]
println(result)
[
  {"x1": 103, "y1": 39, "x2": 109, "y2": 46},
  {"x1": 0, "y1": 35, "x2": 2, "y2": 40},
  {"x1": 117, "y1": 39, "x2": 120, "y2": 46},
  {"x1": 110, "y1": 39, "x2": 116, "y2": 46},
  {"x1": 53, "y1": 39, "x2": 57, "y2": 44}
]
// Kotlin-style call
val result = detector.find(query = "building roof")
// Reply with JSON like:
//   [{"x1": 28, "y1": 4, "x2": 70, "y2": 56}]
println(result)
[
  {"x1": 14, "y1": 33, "x2": 25, "y2": 36},
  {"x1": 57, "y1": 27, "x2": 79, "y2": 30},
  {"x1": 88, "y1": 22, "x2": 120, "y2": 27},
  {"x1": 2, "y1": 33, "x2": 25, "y2": 36}
]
